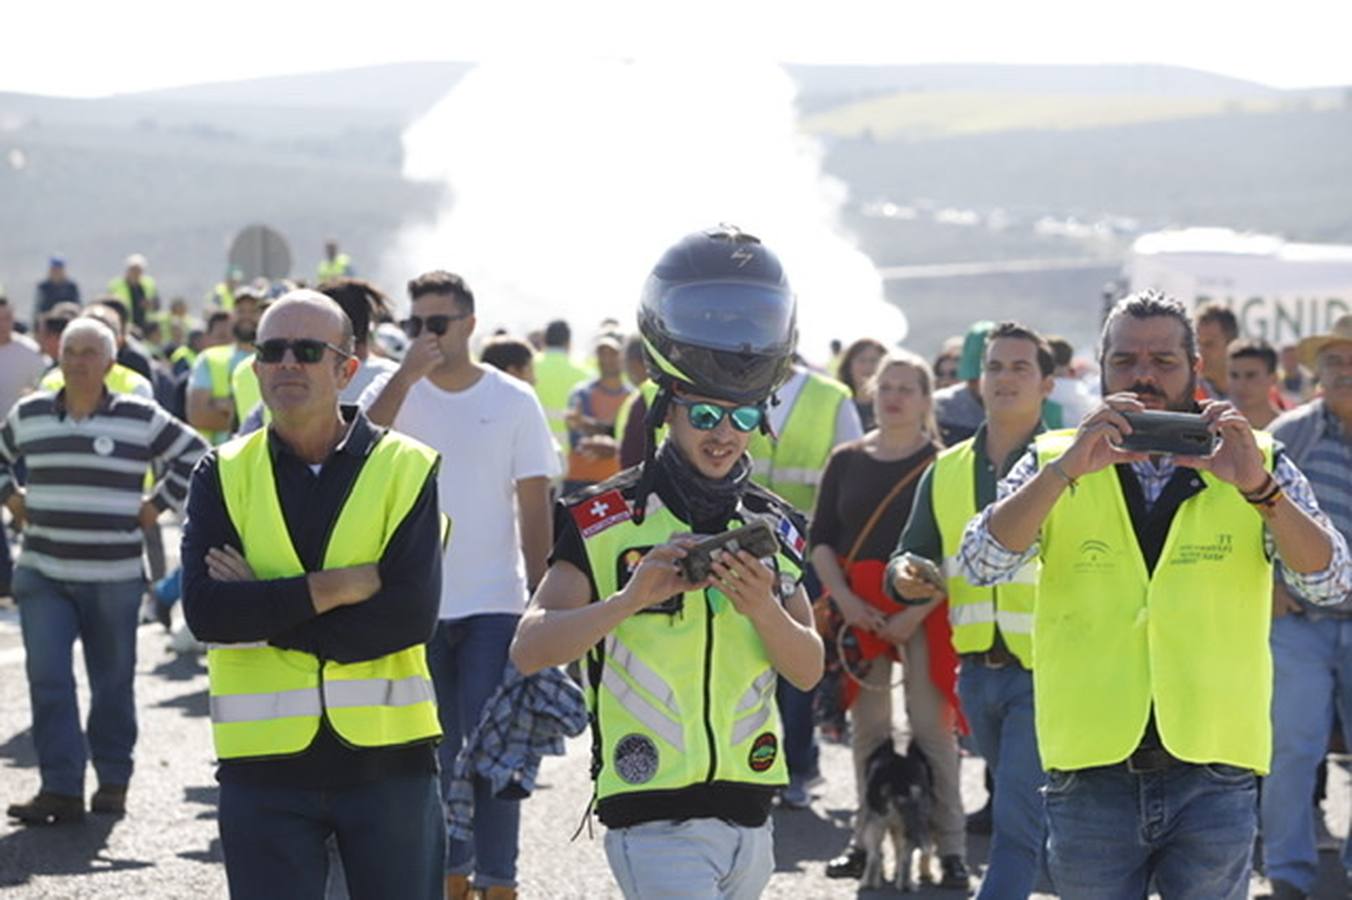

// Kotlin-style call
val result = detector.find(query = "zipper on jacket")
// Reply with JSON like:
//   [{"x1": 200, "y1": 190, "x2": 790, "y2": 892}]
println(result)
[{"x1": 702, "y1": 589, "x2": 717, "y2": 782}]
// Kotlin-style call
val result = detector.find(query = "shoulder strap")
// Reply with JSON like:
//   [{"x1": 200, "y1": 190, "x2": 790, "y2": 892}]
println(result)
[{"x1": 843, "y1": 450, "x2": 934, "y2": 567}]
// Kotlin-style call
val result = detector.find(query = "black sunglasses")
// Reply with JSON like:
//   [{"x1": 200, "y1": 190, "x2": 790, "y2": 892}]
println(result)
[
  {"x1": 670, "y1": 397, "x2": 764, "y2": 433},
  {"x1": 402, "y1": 313, "x2": 470, "y2": 338},
  {"x1": 256, "y1": 338, "x2": 352, "y2": 364}
]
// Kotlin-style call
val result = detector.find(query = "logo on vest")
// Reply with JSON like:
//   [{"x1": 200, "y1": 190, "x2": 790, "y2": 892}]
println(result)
[
  {"x1": 748, "y1": 732, "x2": 778, "y2": 772},
  {"x1": 1170, "y1": 533, "x2": 1234, "y2": 566},
  {"x1": 1073, "y1": 539, "x2": 1117, "y2": 575},
  {"x1": 571, "y1": 489, "x2": 632, "y2": 538},
  {"x1": 614, "y1": 733, "x2": 659, "y2": 785},
  {"x1": 616, "y1": 547, "x2": 652, "y2": 590}
]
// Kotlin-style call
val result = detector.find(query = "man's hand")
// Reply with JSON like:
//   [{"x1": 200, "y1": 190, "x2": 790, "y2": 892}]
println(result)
[
  {"x1": 206, "y1": 545, "x2": 255, "y2": 582},
  {"x1": 891, "y1": 561, "x2": 944, "y2": 603},
  {"x1": 833, "y1": 587, "x2": 886, "y2": 632},
  {"x1": 308, "y1": 564, "x2": 382, "y2": 614},
  {"x1": 709, "y1": 549, "x2": 779, "y2": 623},
  {"x1": 138, "y1": 498, "x2": 161, "y2": 531},
  {"x1": 1272, "y1": 582, "x2": 1303, "y2": 619},
  {"x1": 1174, "y1": 400, "x2": 1268, "y2": 493},
  {"x1": 1057, "y1": 393, "x2": 1151, "y2": 480},
  {"x1": 618, "y1": 536, "x2": 706, "y2": 611},
  {"x1": 398, "y1": 333, "x2": 444, "y2": 382},
  {"x1": 5, "y1": 490, "x2": 26, "y2": 531}
]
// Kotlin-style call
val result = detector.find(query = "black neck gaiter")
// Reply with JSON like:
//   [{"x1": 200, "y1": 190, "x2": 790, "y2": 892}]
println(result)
[{"x1": 653, "y1": 439, "x2": 751, "y2": 532}]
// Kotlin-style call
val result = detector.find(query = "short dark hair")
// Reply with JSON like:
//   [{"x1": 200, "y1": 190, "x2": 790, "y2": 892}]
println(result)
[
  {"x1": 1100, "y1": 289, "x2": 1199, "y2": 367},
  {"x1": 480, "y1": 336, "x2": 535, "y2": 374},
  {"x1": 1196, "y1": 302, "x2": 1239, "y2": 341},
  {"x1": 1045, "y1": 335, "x2": 1074, "y2": 370},
  {"x1": 543, "y1": 319, "x2": 571, "y2": 348},
  {"x1": 1228, "y1": 336, "x2": 1278, "y2": 374},
  {"x1": 986, "y1": 321, "x2": 1054, "y2": 377},
  {"x1": 206, "y1": 310, "x2": 231, "y2": 331},
  {"x1": 407, "y1": 270, "x2": 474, "y2": 313},
  {"x1": 93, "y1": 297, "x2": 128, "y2": 332},
  {"x1": 318, "y1": 277, "x2": 388, "y2": 344}
]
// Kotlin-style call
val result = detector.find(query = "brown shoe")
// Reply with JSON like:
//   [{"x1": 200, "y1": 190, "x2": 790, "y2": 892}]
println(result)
[
  {"x1": 90, "y1": 784, "x2": 127, "y2": 816},
  {"x1": 445, "y1": 874, "x2": 473, "y2": 900},
  {"x1": 481, "y1": 888, "x2": 516, "y2": 900},
  {"x1": 7, "y1": 791, "x2": 85, "y2": 825}
]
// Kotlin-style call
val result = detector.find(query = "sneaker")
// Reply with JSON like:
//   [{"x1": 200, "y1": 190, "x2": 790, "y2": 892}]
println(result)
[
  {"x1": 90, "y1": 784, "x2": 127, "y2": 816},
  {"x1": 7, "y1": 791, "x2": 85, "y2": 825},
  {"x1": 825, "y1": 845, "x2": 866, "y2": 879},
  {"x1": 168, "y1": 625, "x2": 204, "y2": 655},
  {"x1": 937, "y1": 855, "x2": 972, "y2": 890},
  {"x1": 780, "y1": 775, "x2": 811, "y2": 809}
]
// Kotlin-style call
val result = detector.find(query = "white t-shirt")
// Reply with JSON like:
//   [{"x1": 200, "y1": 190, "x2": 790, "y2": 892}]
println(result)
[
  {"x1": 0, "y1": 335, "x2": 46, "y2": 419},
  {"x1": 358, "y1": 366, "x2": 561, "y2": 619}
]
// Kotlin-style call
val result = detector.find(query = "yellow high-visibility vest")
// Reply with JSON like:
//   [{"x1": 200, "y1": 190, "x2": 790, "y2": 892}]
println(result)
[
  {"x1": 747, "y1": 372, "x2": 849, "y2": 515},
  {"x1": 1032, "y1": 429, "x2": 1275, "y2": 773},
  {"x1": 207, "y1": 427, "x2": 442, "y2": 761}
]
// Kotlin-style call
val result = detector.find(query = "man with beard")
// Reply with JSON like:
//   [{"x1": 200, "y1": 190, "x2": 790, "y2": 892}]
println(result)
[
  {"x1": 511, "y1": 226, "x2": 823, "y2": 899},
  {"x1": 960, "y1": 290, "x2": 1352, "y2": 898},
  {"x1": 188, "y1": 288, "x2": 263, "y2": 444}
]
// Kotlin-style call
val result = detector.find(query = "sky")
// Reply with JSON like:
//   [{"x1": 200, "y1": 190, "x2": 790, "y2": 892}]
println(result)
[{"x1": 3, "y1": 0, "x2": 1351, "y2": 97}]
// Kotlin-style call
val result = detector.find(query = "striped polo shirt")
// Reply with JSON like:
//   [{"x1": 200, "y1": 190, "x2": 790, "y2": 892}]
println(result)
[
  {"x1": 0, "y1": 389, "x2": 208, "y2": 582},
  {"x1": 1298, "y1": 408, "x2": 1352, "y2": 615}
]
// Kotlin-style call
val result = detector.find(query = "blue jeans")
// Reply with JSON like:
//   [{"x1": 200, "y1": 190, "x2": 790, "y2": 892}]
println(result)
[
  {"x1": 957, "y1": 662, "x2": 1045, "y2": 899},
  {"x1": 427, "y1": 613, "x2": 521, "y2": 888},
  {"x1": 1262, "y1": 614, "x2": 1352, "y2": 892},
  {"x1": 778, "y1": 562, "x2": 821, "y2": 780},
  {"x1": 605, "y1": 818, "x2": 775, "y2": 899},
  {"x1": 219, "y1": 773, "x2": 444, "y2": 900},
  {"x1": 1045, "y1": 763, "x2": 1257, "y2": 899},
  {"x1": 14, "y1": 567, "x2": 143, "y2": 796}
]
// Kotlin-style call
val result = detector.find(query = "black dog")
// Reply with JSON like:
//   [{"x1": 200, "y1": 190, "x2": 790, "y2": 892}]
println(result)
[{"x1": 860, "y1": 738, "x2": 935, "y2": 891}]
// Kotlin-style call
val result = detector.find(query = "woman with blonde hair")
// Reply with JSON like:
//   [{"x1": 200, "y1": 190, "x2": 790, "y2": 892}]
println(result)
[{"x1": 810, "y1": 352, "x2": 970, "y2": 888}]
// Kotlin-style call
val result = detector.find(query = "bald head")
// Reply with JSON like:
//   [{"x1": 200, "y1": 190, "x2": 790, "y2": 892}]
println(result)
[{"x1": 259, "y1": 289, "x2": 353, "y2": 350}]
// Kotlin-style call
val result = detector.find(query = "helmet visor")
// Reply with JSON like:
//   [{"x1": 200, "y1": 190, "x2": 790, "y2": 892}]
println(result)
[{"x1": 654, "y1": 282, "x2": 795, "y2": 355}]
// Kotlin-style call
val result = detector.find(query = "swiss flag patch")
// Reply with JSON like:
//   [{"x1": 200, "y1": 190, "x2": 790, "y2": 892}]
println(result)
[{"x1": 571, "y1": 489, "x2": 632, "y2": 538}]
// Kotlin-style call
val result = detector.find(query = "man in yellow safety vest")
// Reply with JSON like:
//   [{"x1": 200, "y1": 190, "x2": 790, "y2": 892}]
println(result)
[
  {"x1": 511, "y1": 226, "x2": 823, "y2": 899},
  {"x1": 965, "y1": 290, "x2": 1352, "y2": 899},
  {"x1": 187, "y1": 288, "x2": 263, "y2": 444},
  {"x1": 182, "y1": 289, "x2": 446, "y2": 899}
]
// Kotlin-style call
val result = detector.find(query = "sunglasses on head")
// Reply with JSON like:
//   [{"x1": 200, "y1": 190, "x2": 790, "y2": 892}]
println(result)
[
  {"x1": 402, "y1": 313, "x2": 469, "y2": 338},
  {"x1": 670, "y1": 397, "x2": 764, "y2": 433},
  {"x1": 256, "y1": 338, "x2": 352, "y2": 364}
]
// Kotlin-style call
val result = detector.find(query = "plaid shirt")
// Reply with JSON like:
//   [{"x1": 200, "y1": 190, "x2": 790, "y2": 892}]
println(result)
[
  {"x1": 960, "y1": 451, "x2": 1352, "y2": 603},
  {"x1": 446, "y1": 662, "x2": 588, "y2": 842}
]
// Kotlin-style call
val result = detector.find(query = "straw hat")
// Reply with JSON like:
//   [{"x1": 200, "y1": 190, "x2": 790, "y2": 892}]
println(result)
[{"x1": 1297, "y1": 313, "x2": 1352, "y2": 369}]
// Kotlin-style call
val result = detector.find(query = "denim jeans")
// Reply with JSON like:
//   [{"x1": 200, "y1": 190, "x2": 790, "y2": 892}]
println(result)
[
  {"x1": 1261, "y1": 614, "x2": 1352, "y2": 892},
  {"x1": 605, "y1": 818, "x2": 774, "y2": 899},
  {"x1": 218, "y1": 773, "x2": 444, "y2": 900},
  {"x1": 777, "y1": 562, "x2": 821, "y2": 780},
  {"x1": 426, "y1": 613, "x2": 521, "y2": 888},
  {"x1": 957, "y1": 662, "x2": 1045, "y2": 899},
  {"x1": 1045, "y1": 763, "x2": 1257, "y2": 900},
  {"x1": 14, "y1": 566, "x2": 144, "y2": 796}
]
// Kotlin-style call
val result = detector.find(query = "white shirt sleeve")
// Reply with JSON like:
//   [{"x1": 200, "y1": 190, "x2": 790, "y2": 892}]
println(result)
[
  {"x1": 834, "y1": 396, "x2": 864, "y2": 446},
  {"x1": 355, "y1": 370, "x2": 394, "y2": 413}
]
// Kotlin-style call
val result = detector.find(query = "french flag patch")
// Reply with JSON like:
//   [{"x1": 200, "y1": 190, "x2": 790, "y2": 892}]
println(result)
[
  {"x1": 571, "y1": 489, "x2": 632, "y2": 538},
  {"x1": 776, "y1": 516, "x2": 806, "y2": 556}
]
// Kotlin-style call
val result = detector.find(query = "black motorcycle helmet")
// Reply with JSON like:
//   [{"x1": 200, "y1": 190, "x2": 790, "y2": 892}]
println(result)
[{"x1": 638, "y1": 225, "x2": 797, "y2": 406}]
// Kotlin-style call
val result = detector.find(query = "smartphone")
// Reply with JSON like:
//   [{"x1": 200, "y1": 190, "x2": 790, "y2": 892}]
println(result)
[
  {"x1": 1118, "y1": 411, "x2": 1216, "y2": 457},
  {"x1": 896, "y1": 552, "x2": 946, "y2": 605},
  {"x1": 678, "y1": 519, "x2": 779, "y2": 584}
]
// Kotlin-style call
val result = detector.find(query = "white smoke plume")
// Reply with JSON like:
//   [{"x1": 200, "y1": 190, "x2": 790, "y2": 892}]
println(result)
[{"x1": 383, "y1": 57, "x2": 906, "y2": 364}]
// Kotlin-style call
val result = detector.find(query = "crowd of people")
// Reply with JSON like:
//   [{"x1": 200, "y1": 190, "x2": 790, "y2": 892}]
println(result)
[{"x1": 0, "y1": 228, "x2": 1349, "y2": 900}]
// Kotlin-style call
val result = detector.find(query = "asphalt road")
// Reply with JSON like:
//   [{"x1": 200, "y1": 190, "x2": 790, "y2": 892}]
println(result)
[{"x1": 0, "y1": 589, "x2": 1348, "y2": 897}]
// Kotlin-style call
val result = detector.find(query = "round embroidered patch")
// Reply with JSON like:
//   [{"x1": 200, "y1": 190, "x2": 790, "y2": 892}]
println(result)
[
  {"x1": 748, "y1": 732, "x2": 778, "y2": 772},
  {"x1": 613, "y1": 733, "x2": 659, "y2": 785},
  {"x1": 93, "y1": 435, "x2": 116, "y2": 457}
]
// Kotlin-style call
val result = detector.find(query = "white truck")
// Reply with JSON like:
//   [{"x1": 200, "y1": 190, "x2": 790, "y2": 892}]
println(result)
[{"x1": 1127, "y1": 227, "x2": 1352, "y2": 347}]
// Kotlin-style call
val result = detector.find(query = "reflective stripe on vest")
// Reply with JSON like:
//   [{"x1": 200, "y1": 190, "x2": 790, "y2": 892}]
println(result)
[
  {"x1": 1032, "y1": 428, "x2": 1275, "y2": 773},
  {"x1": 747, "y1": 373, "x2": 849, "y2": 513},
  {"x1": 209, "y1": 427, "x2": 442, "y2": 760},
  {"x1": 580, "y1": 494, "x2": 798, "y2": 800},
  {"x1": 931, "y1": 439, "x2": 1036, "y2": 667}
]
